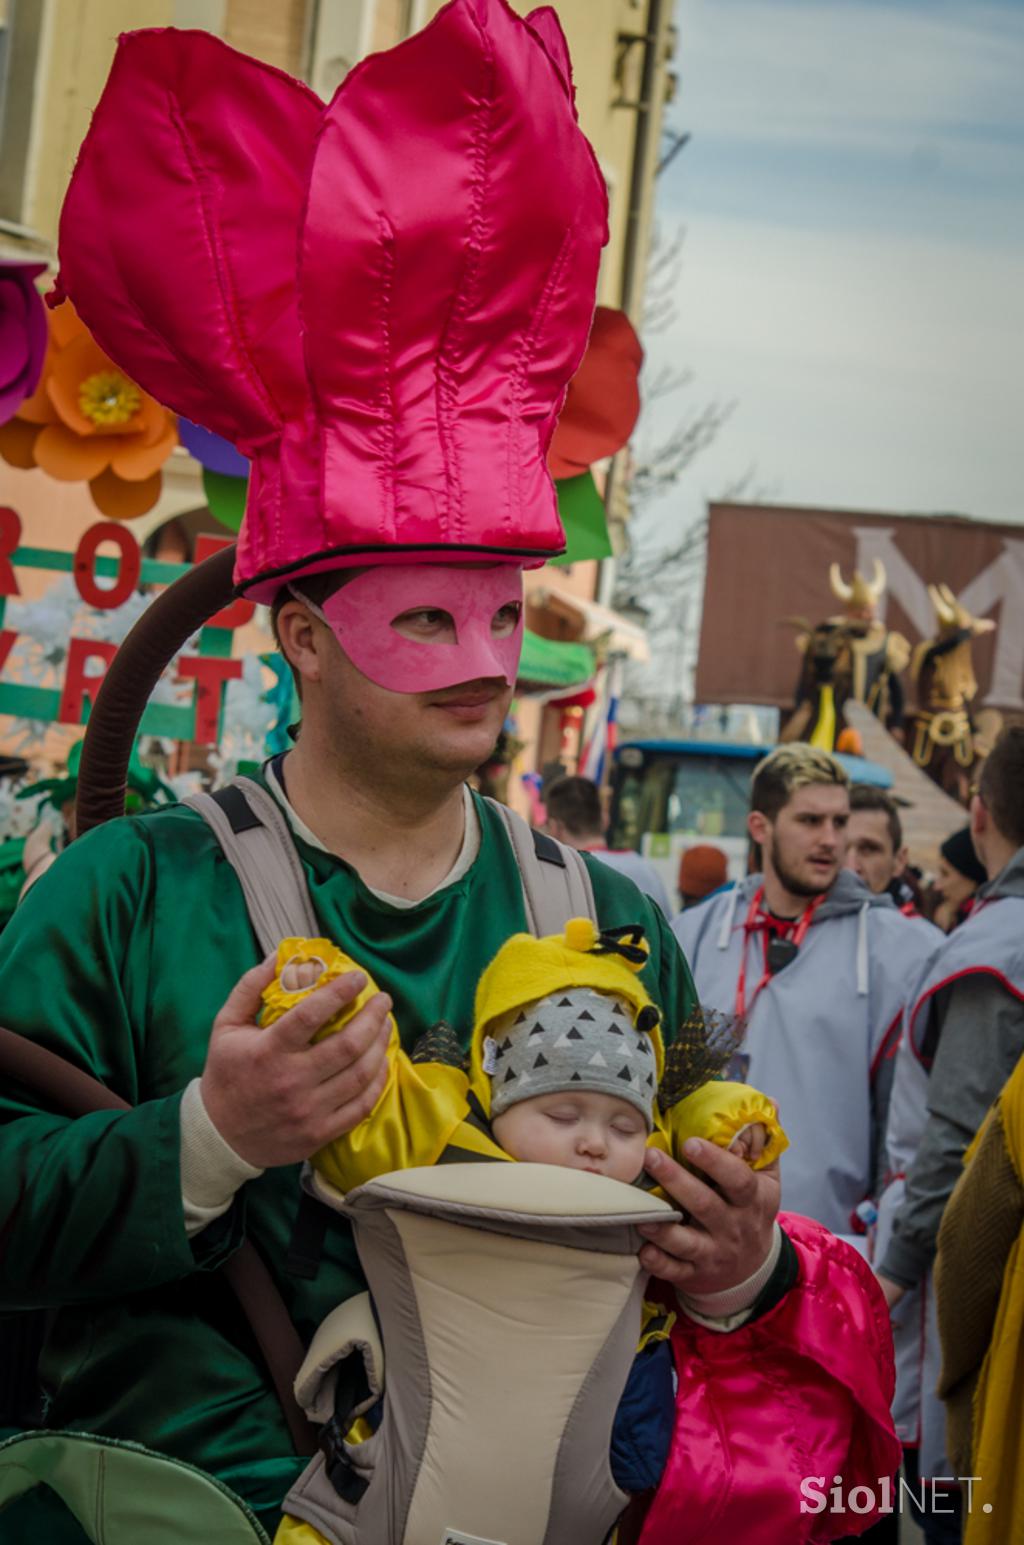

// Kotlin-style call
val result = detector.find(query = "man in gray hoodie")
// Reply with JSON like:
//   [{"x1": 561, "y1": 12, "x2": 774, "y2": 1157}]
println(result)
[
  {"x1": 877, "y1": 726, "x2": 1024, "y2": 1308},
  {"x1": 674, "y1": 744, "x2": 933, "y2": 1244}
]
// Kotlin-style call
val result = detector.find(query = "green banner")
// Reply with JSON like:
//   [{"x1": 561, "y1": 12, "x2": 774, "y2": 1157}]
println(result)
[{"x1": 552, "y1": 471, "x2": 612, "y2": 566}]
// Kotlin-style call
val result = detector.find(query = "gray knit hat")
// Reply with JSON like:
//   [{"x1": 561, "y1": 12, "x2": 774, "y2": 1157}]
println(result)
[{"x1": 484, "y1": 986, "x2": 657, "y2": 1128}]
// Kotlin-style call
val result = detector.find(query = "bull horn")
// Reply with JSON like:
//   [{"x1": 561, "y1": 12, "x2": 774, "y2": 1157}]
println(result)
[
  {"x1": 928, "y1": 583, "x2": 955, "y2": 626},
  {"x1": 867, "y1": 558, "x2": 886, "y2": 604},
  {"x1": 829, "y1": 563, "x2": 852, "y2": 603}
]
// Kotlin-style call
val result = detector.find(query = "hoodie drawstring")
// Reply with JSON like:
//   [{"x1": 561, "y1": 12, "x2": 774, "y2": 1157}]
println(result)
[
  {"x1": 856, "y1": 902, "x2": 870, "y2": 997},
  {"x1": 717, "y1": 883, "x2": 741, "y2": 951}
]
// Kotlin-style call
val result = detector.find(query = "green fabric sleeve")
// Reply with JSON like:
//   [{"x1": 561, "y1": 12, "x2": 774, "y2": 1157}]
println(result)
[{"x1": 0, "y1": 820, "x2": 200, "y2": 1308}]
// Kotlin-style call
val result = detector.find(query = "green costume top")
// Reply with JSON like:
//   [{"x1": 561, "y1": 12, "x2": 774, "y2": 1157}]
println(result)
[{"x1": 0, "y1": 777, "x2": 696, "y2": 1526}]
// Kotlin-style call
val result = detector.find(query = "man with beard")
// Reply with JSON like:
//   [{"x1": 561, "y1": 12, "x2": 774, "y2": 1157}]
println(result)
[{"x1": 674, "y1": 745, "x2": 932, "y2": 1244}]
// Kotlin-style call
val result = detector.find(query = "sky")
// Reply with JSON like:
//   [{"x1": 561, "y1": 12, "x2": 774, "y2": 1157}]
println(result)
[{"x1": 638, "y1": 0, "x2": 1024, "y2": 562}]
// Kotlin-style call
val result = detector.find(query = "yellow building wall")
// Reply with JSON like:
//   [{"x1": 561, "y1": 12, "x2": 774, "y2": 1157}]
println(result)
[{"x1": 21, "y1": 0, "x2": 170, "y2": 242}]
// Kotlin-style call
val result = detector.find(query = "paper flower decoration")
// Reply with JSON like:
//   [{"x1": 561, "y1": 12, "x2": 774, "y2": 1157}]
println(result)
[
  {"x1": 178, "y1": 418, "x2": 249, "y2": 480},
  {"x1": 547, "y1": 306, "x2": 643, "y2": 480},
  {"x1": 177, "y1": 418, "x2": 249, "y2": 534},
  {"x1": 0, "y1": 261, "x2": 48, "y2": 425},
  {"x1": 0, "y1": 301, "x2": 177, "y2": 518}
]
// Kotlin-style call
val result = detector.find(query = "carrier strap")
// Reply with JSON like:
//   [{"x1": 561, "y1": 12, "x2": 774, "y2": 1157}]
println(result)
[
  {"x1": 483, "y1": 795, "x2": 597, "y2": 934},
  {"x1": 184, "y1": 776, "x2": 318, "y2": 956}
]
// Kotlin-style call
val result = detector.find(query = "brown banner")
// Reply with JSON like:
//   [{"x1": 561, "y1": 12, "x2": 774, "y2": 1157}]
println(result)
[{"x1": 694, "y1": 502, "x2": 1024, "y2": 713}]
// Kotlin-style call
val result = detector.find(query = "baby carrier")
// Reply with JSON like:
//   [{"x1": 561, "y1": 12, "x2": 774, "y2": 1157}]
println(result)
[
  {"x1": 185, "y1": 776, "x2": 677, "y2": 1545},
  {"x1": 285, "y1": 1165, "x2": 672, "y2": 1545}
]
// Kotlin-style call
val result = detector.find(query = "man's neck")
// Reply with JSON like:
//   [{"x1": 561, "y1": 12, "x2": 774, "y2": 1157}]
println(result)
[
  {"x1": 982, "y1": 833, "x2": 1020, "y2": 885},
  {"x1": 760, "y1": 868, "x2": 822, "y2": 920},
  {"x1": 280, "y1": 737, "x2": 469, "y2": 901}
]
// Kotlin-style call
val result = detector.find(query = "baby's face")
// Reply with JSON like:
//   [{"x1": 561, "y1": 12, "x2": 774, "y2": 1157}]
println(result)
[{"x1": 491, "y1": 1090, "x2": 648, "y2": 1184}]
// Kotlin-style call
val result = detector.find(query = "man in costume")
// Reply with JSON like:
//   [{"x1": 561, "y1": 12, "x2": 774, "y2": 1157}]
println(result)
[
  {"x1": 0, "y1": 8, "x2": 897, "y2": 1541},
  {"x1": 674, "y1": 744, "x2": 935, "y2": 1245},
  {"x1": 783, "y1": 560, "x2": 910, "y2": 751},
  {"x1": 907, "y1": 583, "x2": 997, "y2": 804}
]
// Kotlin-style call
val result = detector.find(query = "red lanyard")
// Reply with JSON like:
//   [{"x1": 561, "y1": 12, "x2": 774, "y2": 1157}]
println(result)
[{"x1": 735, "y1": 886, "x2": 823, "y2": 1020}]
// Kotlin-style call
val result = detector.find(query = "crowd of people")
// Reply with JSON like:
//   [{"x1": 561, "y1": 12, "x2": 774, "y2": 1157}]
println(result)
[
  {"x1": 0, "y1": 7, "x2": 1021, "y2": 1545},
  {"x1": 543, "y1": 734, "x2": 1024, "y2": 1545}
]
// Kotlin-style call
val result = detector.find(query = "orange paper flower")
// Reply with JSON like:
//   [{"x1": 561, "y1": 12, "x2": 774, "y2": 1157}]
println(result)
[{"x1": 0, "y1": 301, "x2": 177, "y2": 518}]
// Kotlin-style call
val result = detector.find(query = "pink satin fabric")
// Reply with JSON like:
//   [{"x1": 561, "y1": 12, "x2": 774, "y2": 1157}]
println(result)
[
  {"x1": 53, "y1": 1, "x2": 609, "y2": 600},
  {"x1": 308, "y1": 563, "x2": 524, "y2": 693},
  {"x1": 639, "y1": 1214, "x2": 901, "y2": 1545}
]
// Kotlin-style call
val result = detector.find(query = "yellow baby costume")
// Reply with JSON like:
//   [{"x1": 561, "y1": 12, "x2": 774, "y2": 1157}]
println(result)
[
  {"x1": 267, "y1": 923, "x2": 786, "y2": 1545},
  {"x1": 258, "y1": 922, "x2": 787, "y2": 1196}
]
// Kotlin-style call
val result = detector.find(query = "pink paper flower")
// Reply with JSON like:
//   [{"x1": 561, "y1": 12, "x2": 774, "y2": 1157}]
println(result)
[{"x1": 0, "y1": 261, "x2": 47, "y2": 426}]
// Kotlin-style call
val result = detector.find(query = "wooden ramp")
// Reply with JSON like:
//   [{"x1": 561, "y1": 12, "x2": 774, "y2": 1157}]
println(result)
[{"x1": 843, "y1": 700, "x2": 969, "y2": 872}]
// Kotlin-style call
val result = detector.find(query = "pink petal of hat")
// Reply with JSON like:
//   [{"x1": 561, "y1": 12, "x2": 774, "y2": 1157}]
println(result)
[{"x1": 53, "y1": 0, "x2": 609, "y2": 601}]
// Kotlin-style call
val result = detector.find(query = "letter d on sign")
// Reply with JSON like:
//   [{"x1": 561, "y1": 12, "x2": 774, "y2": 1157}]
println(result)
[{"x1": 800, "y1": 1478, "x2": 826, "y2": 1515}]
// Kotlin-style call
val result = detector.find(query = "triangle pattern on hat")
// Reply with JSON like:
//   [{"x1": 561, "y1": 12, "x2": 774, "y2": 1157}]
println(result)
[
  {"x1": 588, "y1": 1051, "x2": 607, "y2": 1067},
  {"x1": 500, "y1": 1037, "x2": 513, "y2": 1052},
  {"x1": 577, "y1": 1009, "x2": 595, "y2": 1022},
  {"x1": 558, "y1": 997, "x2": 573, "y2": 1007},
  {"x1": 533, "y1": 1052, "x2": 549, "y2": 1068},
  {"x1": 607, "y1": 1024, "x2": 623, "y2": 1036},
  {"x1": 529, "y1": 1022, "x2": 547, "y2": 1037},
  {"x1": 553, "y1": 1033, "x2": 576, "y2": 1049},
  {"x1": 515, "y1": 1011, "x2": 529, "y2": 1024},
  {"x1": 611, "y1": 1003, "x2": 627, "y2": 1017},
  {"x1": 570, "y1": 1071, "x2": 582, "y2": 1081},
  {"x1": 617, "y1": 1066, "x2": 633, "y2": 1083},
  {"x1": 567, "y1": 1026, "x2": 584, "y2": 1041},
  {"x1": 503, "y1": 1067, "x2": 516, "y2": 1083}
]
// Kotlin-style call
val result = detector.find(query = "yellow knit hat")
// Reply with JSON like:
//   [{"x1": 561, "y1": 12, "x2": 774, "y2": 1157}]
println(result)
[{"x1": 468, "y1": 919, "x2": 666, "y2": 1107}]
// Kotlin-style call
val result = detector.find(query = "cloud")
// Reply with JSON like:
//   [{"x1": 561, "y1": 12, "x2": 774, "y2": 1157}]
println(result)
[
  {"x1": 675, "y1": 0, "x2": 1024, "y2": 151},
  {"x1": 632, "y1": 0, "x2": 1024, "y2": 563},
  {"x1": 665, "y1": 0, "x2": 1024, "y2": 241}
]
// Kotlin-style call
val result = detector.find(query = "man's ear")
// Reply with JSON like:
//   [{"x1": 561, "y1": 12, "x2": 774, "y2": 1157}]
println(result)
[
  {"x1": 748, "y1": 809, "x2": 770, "y2": 848},
  {"x1": 969, "y1": 792, "x2": 987, "y2": 843},
  {"x1": 894, "y1": 844, "x2": 909, "y2": 878},
  {"x1": 275, "y1": 599, "x2": 325, "y2": 689}
]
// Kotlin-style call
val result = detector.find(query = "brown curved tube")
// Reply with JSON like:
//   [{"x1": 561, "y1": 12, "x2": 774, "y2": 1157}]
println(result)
[{"x1": 75, "y1": 544, "x2": 237, "y2": 836}]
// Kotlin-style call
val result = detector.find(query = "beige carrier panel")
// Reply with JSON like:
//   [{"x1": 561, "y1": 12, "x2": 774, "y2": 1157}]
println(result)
[{"x1": 287, "y1": 1164, "x2": 676, "y2": 1545}]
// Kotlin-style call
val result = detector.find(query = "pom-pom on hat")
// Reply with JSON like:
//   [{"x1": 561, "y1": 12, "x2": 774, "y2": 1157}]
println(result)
[
  {"x1": 52, "y1": 0, "x2": 609, "y2": 601},
  {"x1": 469, "y1": 919, "x2": 666, "y2": 1122}
]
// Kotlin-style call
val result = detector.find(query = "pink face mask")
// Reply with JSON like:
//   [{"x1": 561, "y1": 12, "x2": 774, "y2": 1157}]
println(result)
[{"x1": 300, "y1": 564, "x2": 525, "y2": 694}]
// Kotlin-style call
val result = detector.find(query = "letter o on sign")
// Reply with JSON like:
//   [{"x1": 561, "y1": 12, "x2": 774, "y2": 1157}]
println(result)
[{"x1": 74, "y1": 522, "x2": 142, "y2": 609}]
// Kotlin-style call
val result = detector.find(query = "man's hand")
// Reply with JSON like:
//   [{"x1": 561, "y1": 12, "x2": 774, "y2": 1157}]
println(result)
[
  {"x1": 638, "y1": 1140, "x2": 781, "y2": 1297},
  {"x1": 201, "y1": 956, "x2": 392, "y2": 1169},
  {"x1": 876, "y1": 1273, "x2": 907, "y2": 1313}
]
